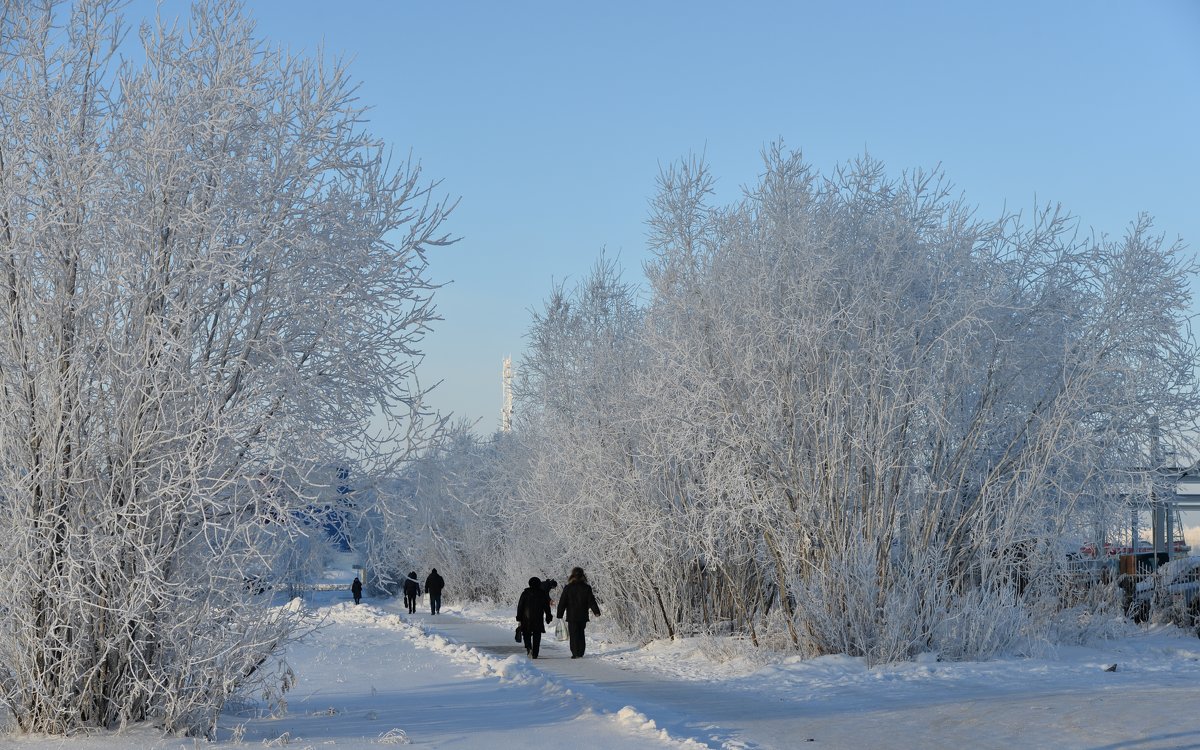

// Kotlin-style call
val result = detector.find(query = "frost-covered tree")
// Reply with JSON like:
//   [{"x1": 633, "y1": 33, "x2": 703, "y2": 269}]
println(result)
[
  {"x1": 634, "y1": 149, "x2": 1197, "y2": 661},
  {"x1": 513, "y1": 258, "x2": 658, "y2": 614},
  {"x1": 505, "y1": 146, "x2": 1198, "y2": 663},
  {"x1": 0, "y1": 0, "x2": 452, "y2": 736},
  {"x1": 363, "y1": 422, "x2": 524, "y2": 602}
]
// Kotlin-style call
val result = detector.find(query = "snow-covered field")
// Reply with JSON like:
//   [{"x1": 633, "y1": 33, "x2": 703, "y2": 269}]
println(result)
[{"x1": 8, "y1": 556, "x2": 1200, "y2": 749}]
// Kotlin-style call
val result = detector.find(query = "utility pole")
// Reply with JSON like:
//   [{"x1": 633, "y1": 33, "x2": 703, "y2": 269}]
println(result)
[{"x1": 1149, "y1": 416, "x2": 1167, "y2": 564}]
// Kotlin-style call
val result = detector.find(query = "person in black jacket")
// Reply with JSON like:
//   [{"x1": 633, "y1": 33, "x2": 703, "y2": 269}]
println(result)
[
  {"x1": 425, "y1": 568, "x2": 445, "y2": 615},
  {"x1": 516, "y1": 576, "x2": 553, "y2": 658},
  {"x1": 351, "y1": 576, "x2": 363, "y2": 605},
  {"x1": 556, "y1": 567, "x2": 601, "y2": 658},
  {"x1": 402, "y1": 571, "x2": 421, "y2": 614}
]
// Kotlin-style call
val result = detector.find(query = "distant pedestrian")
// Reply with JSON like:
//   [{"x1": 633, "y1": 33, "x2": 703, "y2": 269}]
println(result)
[
  {"x1": 403, "y1": 571, "x2": 421, "y2": 614},
  {"x1": 556, "y1": 567, "x2": 601, "y2": 658},
  {"x1": 425, "y1": 568, "x2": 445, "y2": 615},
  {"x1": 351, "y1": 576, "x2": 363, "y2": 605},
  {"x1": 516, "y1": 576, "x2": 553, "y2": 659}
]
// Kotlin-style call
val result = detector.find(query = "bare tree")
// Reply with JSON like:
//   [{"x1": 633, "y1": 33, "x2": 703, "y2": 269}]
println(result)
[{"x1": 0, "y1": 0, "x2": 452, "y2": 736}]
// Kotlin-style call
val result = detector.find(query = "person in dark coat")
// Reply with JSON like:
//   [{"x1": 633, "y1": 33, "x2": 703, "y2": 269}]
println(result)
[
  {"x1": 556, "y1": 567, "x2": 601, "y2": 658},
  {"x1": 402, "y1": 571, "x2": 421, "y2": 614},
  {"x1": 351, "y1": 576, "x2": 363, "y2": 605},
  {"x1": 425, "y1": 568, "x2": 445, "y2": 615},
  {"x1": 516, "y1": 576, "x2": 553, "y2": 658}
]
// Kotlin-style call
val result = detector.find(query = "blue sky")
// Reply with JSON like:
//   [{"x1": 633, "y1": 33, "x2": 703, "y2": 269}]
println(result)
[{"x1": 139, "y1": 1, "x2": 1200, "y2": 431}]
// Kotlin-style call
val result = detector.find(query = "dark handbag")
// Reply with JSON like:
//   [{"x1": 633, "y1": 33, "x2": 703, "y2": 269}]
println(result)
[{"x1": 515, "y1": 626, "x2": 522, "y2": 643}]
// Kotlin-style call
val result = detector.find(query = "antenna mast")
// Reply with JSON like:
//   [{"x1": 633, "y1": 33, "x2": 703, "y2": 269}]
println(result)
[{"x1": 501, "y1": 356, "x2": 513, "y2": 432}]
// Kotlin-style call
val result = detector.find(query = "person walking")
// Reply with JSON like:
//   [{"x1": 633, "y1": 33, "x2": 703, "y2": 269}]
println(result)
[
  {"x1": 425, "y1": 568, "x2": 445, "y2": 615},
  {"x1": 516, "y1": 576, "x2": 553, "y2": 659},
  {"x1": 556, "y1": 567, "x2": 601, "y2": 658},
  {"x1": 403, "y1": 571, "x2": 421, "y2": 614},
  {"x1": 351, "y1": 576, "x2": 363, "y2": 605}
]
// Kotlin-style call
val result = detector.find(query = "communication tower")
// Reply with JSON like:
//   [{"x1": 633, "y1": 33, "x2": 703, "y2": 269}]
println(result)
[{"x1": 501, "y1": 356, "x2": 513, "y2": 432}]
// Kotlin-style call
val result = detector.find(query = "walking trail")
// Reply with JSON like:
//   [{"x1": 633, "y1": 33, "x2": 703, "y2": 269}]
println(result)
[{"x1": 394, "y1": 600, "x2": 1200, "y2": 750}]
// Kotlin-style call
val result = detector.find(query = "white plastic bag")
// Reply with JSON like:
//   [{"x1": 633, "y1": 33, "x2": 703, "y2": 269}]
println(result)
[{"x1": 554, "y1": 618, "x2": 568, "y2": 641}]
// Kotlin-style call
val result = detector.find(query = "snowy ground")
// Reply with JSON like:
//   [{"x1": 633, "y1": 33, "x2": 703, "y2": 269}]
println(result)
[{"x1": 7, "y1": 556, "x2": 1200, "y2": 749}]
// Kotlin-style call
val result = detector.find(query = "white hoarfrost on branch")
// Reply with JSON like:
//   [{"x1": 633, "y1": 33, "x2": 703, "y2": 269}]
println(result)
[
  {"x1": 0, "y1": 0, "x2": 453, "y2": 737},
  {"x1": 391, "y1": 145, "x2": 1198, "y2": 666}
]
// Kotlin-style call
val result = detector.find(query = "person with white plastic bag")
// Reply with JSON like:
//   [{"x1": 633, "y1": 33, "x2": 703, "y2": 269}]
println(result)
[{"x1": 556, "y1": 567, "x2": 601, "y2": 658}]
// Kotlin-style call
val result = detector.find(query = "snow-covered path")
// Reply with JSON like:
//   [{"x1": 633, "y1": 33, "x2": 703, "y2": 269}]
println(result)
[
  {"x1": 6, "y1": 589, "x2": 1200, "y2": 749},
  {"x1": 225, "y1": 600, "x2": 690, "y2": 749},
  {"x1": 389, "y1": 604, "x2": 802, "y2": 749},
  {"x1": 401, "y1": 600, "x2": 1200, "y2": 750},
  {"x1": 0, "y1": 597, "x2": 686, "y2": 749}
]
